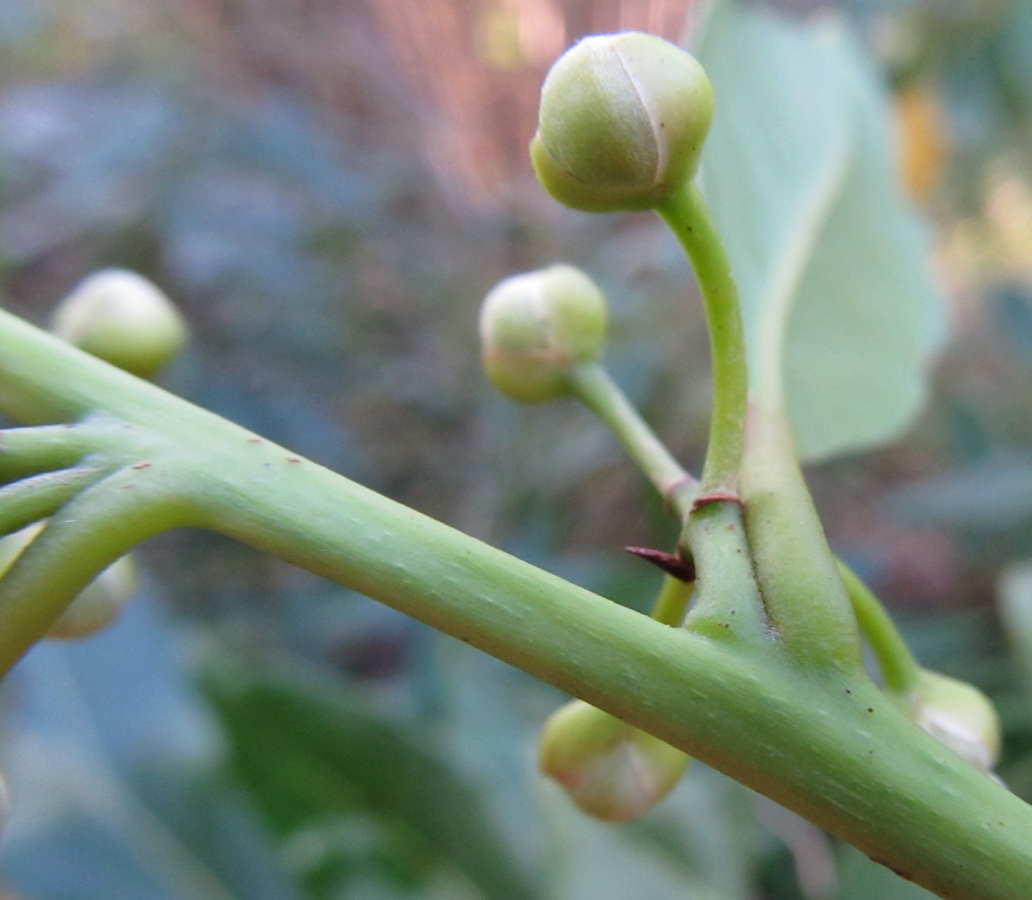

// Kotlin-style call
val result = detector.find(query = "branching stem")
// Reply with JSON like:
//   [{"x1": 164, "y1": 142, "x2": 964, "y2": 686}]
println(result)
[{"x1": 0, "y1": 309, "x2": 1028, "y2": 897}]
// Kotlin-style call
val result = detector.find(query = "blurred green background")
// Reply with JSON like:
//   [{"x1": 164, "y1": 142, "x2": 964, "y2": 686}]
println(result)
[{"x1": 1, "y1": 0, "x2": 1032, "y2": 897}]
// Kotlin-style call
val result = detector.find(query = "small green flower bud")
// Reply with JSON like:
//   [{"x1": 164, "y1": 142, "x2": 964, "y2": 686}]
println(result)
[
  {"x1": 899, "y1": 670, "x2": 1001, "y2": 773},
  {"x1": 530, "y1": 32, "x2": 714, "y2": 212},
  {"x1": 538, "y1": 699, "x2": 689, "y2": 822},
  {"x1": 52, "y1": 269, "x2": 188, "y2": 378},
  {"x1": 479, "y1": 264, "x2": 607, "y2": 403},
  {"x1": 46, "y1": 554, "x2": 138, "y2": 640},
  {"x1": 0, "y1": 523, "x2": 138, "y2": 640}
]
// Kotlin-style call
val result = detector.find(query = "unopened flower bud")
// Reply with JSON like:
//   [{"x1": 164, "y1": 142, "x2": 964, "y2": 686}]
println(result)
[
  {"x1": 479, "y1": 264, "x2": 607, "y2": 403},
  {"x1": 0, "y1": 523, "x2": 138, "y2": 639},
  {"x1": 52, "y1": 269, "x2": 188, "y2": 378},
  {"x1": 531, "y1": 32, "x2": 714, "y2": 212},
  {"x1": 538, "y1": 699, "x2": 689, "y2": 822},
  {"x1": 46, "y1": 554, "x2": 138, "y2": 640},
  {"x1": 899, "y1": 670, "x2": 1001, "y2": 773}
]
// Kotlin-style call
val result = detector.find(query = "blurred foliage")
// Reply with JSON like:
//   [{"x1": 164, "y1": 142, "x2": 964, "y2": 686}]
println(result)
[
  {"x1": 698, "y1": 0, "x2": 946, "y2": 460},
  {"x1": 0, "y1": 0, "x2": 1032, "y2": 899}
]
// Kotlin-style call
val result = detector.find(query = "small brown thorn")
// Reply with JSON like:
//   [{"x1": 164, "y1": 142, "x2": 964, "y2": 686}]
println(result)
[{"x1": 625, "y1": 546, "x2": 695, "y2": 582}]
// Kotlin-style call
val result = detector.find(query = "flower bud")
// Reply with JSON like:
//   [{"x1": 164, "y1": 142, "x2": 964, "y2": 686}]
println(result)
[
  {"x1": 530, "y1": 32, "x2": 714, "y2": 212},
  {"x1": 479, "y1": 264, "x2": 607, "y2": 403},
  {"x1": 0, "y1": 523, "x2": 138, "y2": 639},
  {"x1": 899, "y1": 670, "x2": 1001, "y2": 773},
  {"x1": 46, "y1": 554, "x2": 138, "y2": 640},
  {"x1": 52, "y1": 269, "x2": 188, "y2": 378},
  {"x1": 538, "y1": 699, "x2": 689, "y2": 822}
]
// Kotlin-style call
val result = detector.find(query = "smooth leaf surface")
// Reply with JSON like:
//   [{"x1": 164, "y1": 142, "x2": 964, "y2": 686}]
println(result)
[
  {"x1": 200, "y1": 656, "x2": 541, "y2": 900},
  {"x1": 0, "y1": 591, "x2": 299, "y2": 900},
  {"x1": 696, "y1": 0, "x2": 947, "y2": 460}
]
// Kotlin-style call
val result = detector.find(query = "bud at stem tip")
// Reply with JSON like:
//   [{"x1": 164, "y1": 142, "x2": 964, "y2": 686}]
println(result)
[
  {"x1": 531, "y1": 32, "x2": 714, "y2": 212},
  {"x1": 480, "y1": 264, "x2": 607, "y2": 403}
]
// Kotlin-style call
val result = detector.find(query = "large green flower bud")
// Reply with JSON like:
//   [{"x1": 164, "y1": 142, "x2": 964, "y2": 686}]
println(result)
[
  {"x1": 531, "y1": 32, "x2": 714, "y2": 212},
  {"x1": 52, "y1": 269, "x2": 188, "y2": 378},
  {"x1": 538, "y1": 699, "x2": 689, "y2": 822},
  {"x1": 479, "y1": 264, "x2": 607, "y2": 403},
  {"x1": 898, "y1": 670, "x2": 1001, "y2": 773}
]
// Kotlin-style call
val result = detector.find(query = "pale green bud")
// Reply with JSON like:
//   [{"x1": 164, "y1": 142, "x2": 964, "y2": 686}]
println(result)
[
  {"x1": 899, "y1": 670, "x2": 1001, "y2": 773},
  {"x1": 0, "y1": 523, "x2": 138, "y2": 640},
  {"x1": 52, "y1": 269, "x2": 188, "y2": 378},
  {"x1": 531, "y1": 32, "x2": 714, "y2": 212},
  {"x1": 46, "y1": 554, "x2": 138, "y2": 640},
  {"x1": 479, "y1": 264, "x2": 607, "y2": 403},
  {"x1": 538, "y1": 699, "x2": 689, "y2": 822}
]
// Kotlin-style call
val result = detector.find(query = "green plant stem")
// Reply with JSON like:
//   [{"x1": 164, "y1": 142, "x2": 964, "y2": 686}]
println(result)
[
  {"x1": 0, "y1": 466, "x2": 108, "y2": 537},
  {"x1": 570, "y1": 362, "x2": 697, "y2": 518},
  {"x1": 838, "y1": 560, "x2": 922, "y2": 695},
  {"x1": 650, "y1": 575, "x2": 693, "y2": 627},
  {"x1": 741, "y1": 403, "x2": 863, "y2": 673},
  {"x1": 681, "y1": 500, "x2": 769, "y2": 644},
  {"x1": 657, "y1": 180, "x2": 748, "y2": 497},
  {"x1": 0, "y1": 465, "x2": 195, "y2": 664},
  {"x1": 0, "y1": 309, "x2": 1031, "y2": 898}
]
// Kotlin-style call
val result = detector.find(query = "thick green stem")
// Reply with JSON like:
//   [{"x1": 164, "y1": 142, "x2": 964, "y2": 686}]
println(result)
[
  {"x1": 741, "y1": 403, "x2": 863, "y2": 673},
  {"x1": 197, "y1": 462, "x2": 1032, "y2": 899},
  {"x1": 838, "y1": 560, "x2": 922, "y2": 695},
  {"x1": 570, "y1": 362, "x2": 697, "y2": 518},
  {"x1": 657, "y1": 180, "x2": 748, "y2": 497},
  {"x1": 0, "y1": 309, "x2": 1029, "y2": 897},
  {"x1": 681, "y1": 500, "x2": 769, "y2": 644}
]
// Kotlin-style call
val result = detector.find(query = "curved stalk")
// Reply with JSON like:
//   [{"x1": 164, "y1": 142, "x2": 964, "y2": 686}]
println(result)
[
  {"x1": 657, "y1": 180, "x2": 748, "y2": 498},
  {"x1": 0, "y1": 464, "x2": 199, "y2": 674},
  {"x1": 838, "y1": 560, "x2": 922, "y2": 695},
  {"x1": 0, "y1": 467, "x2": 110, "y2": 538}
]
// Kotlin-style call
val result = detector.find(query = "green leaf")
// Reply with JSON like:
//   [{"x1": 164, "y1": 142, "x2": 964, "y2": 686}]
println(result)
[
  {"x1": 200, "y1": 657, "x2": 541, "y2": 900},
  {"x1": 0, "y1": 598, "x2": 300, "y2": 900},
  {"x1": 695, "y1": 0, "x2": 947, "y2": 460}
]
